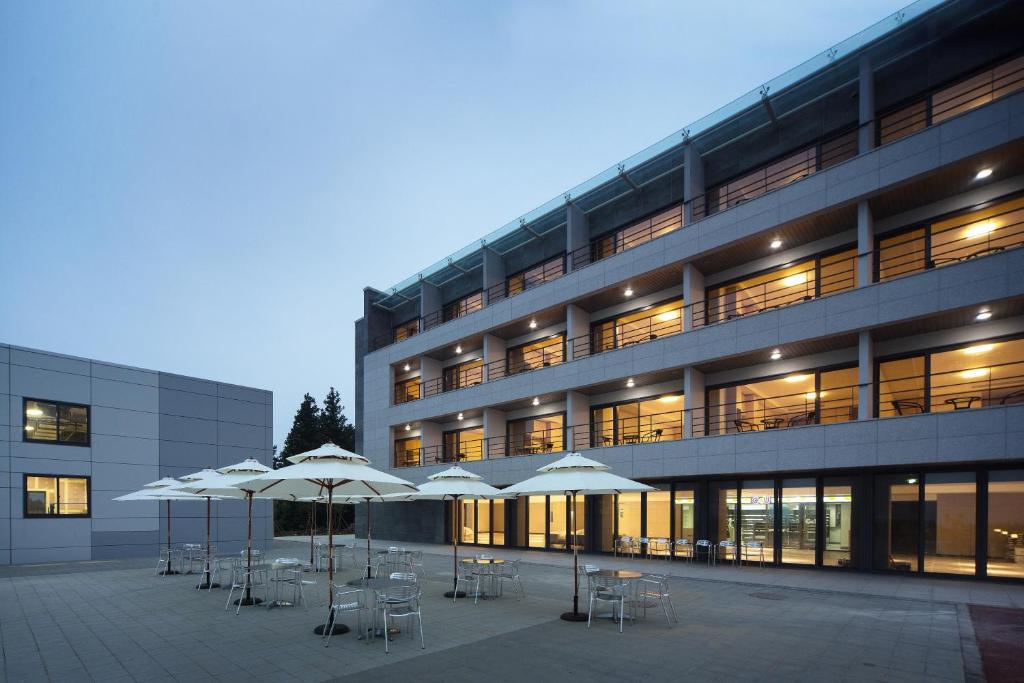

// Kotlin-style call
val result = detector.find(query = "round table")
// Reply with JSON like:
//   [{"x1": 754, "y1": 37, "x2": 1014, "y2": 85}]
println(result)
[
  {"x1": 461, "y1": 558, "x2": 505, "y2": 599},
  {"x1": 460, "y1": 558, "x2": 505, "y2": 565},
  {"x1": 592, "y1": 569, "x2": 642, "y2": 579},
  {"x1": 267, "y1": 560, "x2": 303, "y2": 609},
  {"x1": 349, "y1": 577, "x2": 410, "y2": 640}
]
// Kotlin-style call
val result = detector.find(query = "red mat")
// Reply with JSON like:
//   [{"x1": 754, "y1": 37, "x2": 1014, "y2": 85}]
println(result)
[{"x1": 968, "y1": 605, "x2": 1024, "y2": 682}]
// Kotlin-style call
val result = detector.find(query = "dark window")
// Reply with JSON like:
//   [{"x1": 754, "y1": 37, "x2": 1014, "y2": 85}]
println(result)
[
  {"x1": 23, "y1": 398, "x2": 90, "y2": 446},
  {"x1": 393, "y1": 319, "x2": 419, "y2": 342},
  {"x1": 24, "y1": 474, "x2": 91, "y2": 517}
]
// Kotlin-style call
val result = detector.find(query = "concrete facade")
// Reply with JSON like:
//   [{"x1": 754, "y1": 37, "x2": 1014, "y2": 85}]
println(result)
[{"x1": 0, "y1": 344, "x2": 273, "y2": 565}]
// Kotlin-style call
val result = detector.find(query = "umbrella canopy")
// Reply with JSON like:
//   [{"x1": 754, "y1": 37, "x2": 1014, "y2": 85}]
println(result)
[
  {"x1": 410, "y1": 466, "x2": 501, "y2": 598},
  {"x1": 113, "y1": 477, "x2": 210, "y2": 575},
  {"x1": 177, "y1": 469, "x2": 226, "y2": 589},
  {"x1": 236, "y1": 443, "x2": 417, "y2": 635},
  {"x1": 501, "y1": 453, "x2": 653, "y2": 621}
]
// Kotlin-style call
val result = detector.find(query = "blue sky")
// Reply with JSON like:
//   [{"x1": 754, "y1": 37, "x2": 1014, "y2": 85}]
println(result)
[{"x1": 0, "y1": 0, "x2": 905, "y2": 446}]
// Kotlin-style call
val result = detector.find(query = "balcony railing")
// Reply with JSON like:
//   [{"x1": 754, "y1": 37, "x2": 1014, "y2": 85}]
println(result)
[
  {"x1": 571, "y1": 304, "x2": 685, "y2": 360},
  {"x1": 570, "y1": 410, "x2": 684, "y2": 449},
  {"x1": 691, "y1": 255, "x2": 856, "y2": 328},
  {"x1": 879, "y1": 360, "x2": 1024, "y2": 418},
  {"x1": 702, "y1": 384, "x2": 859, "y2": 436},
  {"x1": 570, "y1": 205, "x2": 683, "y2": 271},
  {"x1": 486, "y1": 258, "x2": 565, "y2": 305},
  {"x1": 394, "y1": 382, "x2": 421, "y2": 405}
]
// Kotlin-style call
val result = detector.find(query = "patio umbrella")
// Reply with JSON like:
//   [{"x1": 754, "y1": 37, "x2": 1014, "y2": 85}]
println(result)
[
  {"x1": 340, "y1": 491, "x2": 415, "y2": 583},
  {"x1": 176, "y1": 469, "x2": 225, "y2": 589},
  {"x1": 237, "y1": 443, "x2": 417, "y2": 635},
  {"x1": 410, "y1": 466, "x2": 501, "y2": 598},
  {"x1": 113, "y1": 477, "x2": 210, "y2": 576},
  {"x1": 179, "y1": 458, "x2": 273, "y2": 606},
  {"x1": 501, "y1": 453, "x2": 653, "y2": 622}
]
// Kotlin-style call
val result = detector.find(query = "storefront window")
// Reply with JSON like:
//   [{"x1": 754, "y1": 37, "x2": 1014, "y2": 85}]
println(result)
[
  {"x1": 616, "y1": 492, "x2": 642, "y2": 540},
  {"x1": 741, "y1": 481, "x2": 775, "y2": 563},
  {"x1": 477, "y1": 500, "x2": 492, "y2": 545},
  {"x1": 571, "y1": 495, "x2": 585, "y2": 551},
  {"x1": 823, "y1": 480, "x2": 853, "y2": 567},
  {"x1": 781, "y1": 479, "x2": 815, "y2": 565},
  {"x1": 874, "y1": 474, "x2": 919, "y2": 572},
  {"x1": 673, "y1": 488, "x2": 695, "y2": 552},
  {"x1": 646, "y1": 490, "x2": 671, "y2": 556},
  {"x1": 714, "y1": 482, "x2": 738, "y2": 544},
  {"x1": 460, "y1": 500, "x2": 475, "y2": 544},
  {"x1": 923, "y1": 472, "x2": 976, "y2": 575},
  {"x1": 491, "y1": 500, "x2": 505, "y2": 546},
  {"x1": 528, "y1": 496, "x2": 545, "y2": 548},
  {"x1": 549, "y1": 496, "x2": 567, "y2": 550},
  {"x1": 987, "y1": 470, "x2": 1024, "y2": 578}
]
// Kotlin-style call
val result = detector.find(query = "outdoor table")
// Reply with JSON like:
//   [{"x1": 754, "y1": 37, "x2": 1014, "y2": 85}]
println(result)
[
  {"x1": 181, "y1": 544, "x2": 204, "y2": 574},
  {"x1": 349, "y1": 577, "x2": 409, "y2": 640},
  {"x1": 760, "y1": 417, "x2": 784, "y2": 429},
  {"x1": 945, "y1": 396, "x2": 980, "y2": 410},
  {"x1": 267, "y1": 559, "x2": 302, "y2": 609},
  {"x1": 591, "y1": 569, "x2": 643, "y2": 622},
  {"x1": 461, "y1": 558, "x2": 505, "y2": 599}
]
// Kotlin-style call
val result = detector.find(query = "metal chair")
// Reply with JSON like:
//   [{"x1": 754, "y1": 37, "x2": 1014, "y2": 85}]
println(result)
[
  {"x1": 718, "y1": 540, "x2": 738, "y2": 565},
  {"x1": 389, "y1": 571, "x2": 418, "y2": 585},
  {"x1": 892, "y1": 399, "x2": 924, "y2": 415},
  {"x1": 379, "y1": 585, "x2": 425, "y2": 653},
  {"x1": 497, "y1": 559, "x2": 524, "y2": 600},
  {"x1": 695, "y1": 539, "x2": 715, "y2": 565},
  {"x1": 323, "y1": 586, "x2": 366, "y2": 647},
  {"x1": 648, "y1": 538, "x2": 671, "y2": 559},
  {"x1": 210, "y1": 555, "x2": 236, "y2": 590},
  {"x1": 225, "y1": 562, "x2": 268, "y2": 614},
  {"x1": 155, "y1": 547, "x2": 182, "y2": 576},
  {"x1": 674, "y1": 539, "x2": 693, "y2": 563},
  {"x1": 744, "y1": 540, "x2": 766, "y2": 567},
  {"x1": 587, "y1": 575, "x2": 629, "y2": 633},
  {"x1": 614, "y1": 535, "x2": 636, "y2": 558},
  {"x1": 406, "y1": 550, "x2": 425, "y2": 580},
  {"x1": 632, "y1": 574, "x2": 679, "y2": 627},
  {"x1": 453, "y1": 562, "x2": 480, "y2": 604}
]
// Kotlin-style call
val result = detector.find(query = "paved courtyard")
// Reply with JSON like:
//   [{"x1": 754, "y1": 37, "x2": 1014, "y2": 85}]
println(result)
[{"x1": 1, "y1": 538, "x2": 1021, "y2": 682}]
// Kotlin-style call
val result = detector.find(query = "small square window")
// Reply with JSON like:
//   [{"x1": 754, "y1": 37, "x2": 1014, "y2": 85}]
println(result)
[
  {"x1": 23, "y1": 398, "x2": 90, "y2": 446},
  {"x1": 24, "y1": 475, "x2": 91, "y2": 517}
]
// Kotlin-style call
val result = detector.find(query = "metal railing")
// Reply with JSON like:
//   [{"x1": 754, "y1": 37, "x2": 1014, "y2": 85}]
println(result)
[
  {"x1": 570, "y1": 410, "x2": 683, "y2": 449},
  {"x1": 570, "y1": 304, "x2": 684, "y2": 360},
  {"x1": 879, "y1": 360, "x2": 1024, "y2": 418},
  {"x1": 486, "y1": 258, "x2": 565, "y2": 305},
  {"x1": 394, "y1": 381, "x2": 421, "y2": 405},
  {"x1": 420, "y1": 364, "x2": 485, "y2": 398},
  {"x1": 570, "y1": 204, "x2": 683, "y2": 271},
  {"x1": 702, "y1": 383, "x2": 859, "y2": 436},
  {"x1": 691, "y1": 256, "x2": 856, "y2": 328}
]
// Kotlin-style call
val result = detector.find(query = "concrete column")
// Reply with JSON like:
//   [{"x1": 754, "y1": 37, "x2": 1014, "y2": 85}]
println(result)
[
  {"x1": 858, "y1": 331, "x2": 874, "y2": 420},
  {"x1": 482, "y1": 334, "x2": 506, "y2": 380},
  {"x1": 858, "y1": 55, "x2": 875, "y2": 154},
  {"x1": 420, "y1": 355, "x2": 441, "y2": 393},
  {"x1": 566, "y1": 203, "x2": 589, "y2": 270},
  {"x1": 420, "y1": 421, "x2": 442, "y2": 453},
  {"x1": 482, "y1": 248, "x2": 506, "y2": 304},
  {"x1": 483, "y1": 408, "x2": 507, "y2": 459},
  {"x1": 566, "y1": 304, "x2": 591, "y2": 359},
  {"x1": 857, "y1": 201, "x2": 874, "y2": 287},
  {"x1": 420, "y1": 280, "x2": 441, "y2": 324},
  {"x1": 566, "y1": 391, "x2": 591, "y2": 450},
  {"x1": 683, "y1": 367, "x2": 705, "y2": 438},
  {"x1": 683, "y1": 143, "x2": 705, "y2": 224},
  {"x1": 683, "y1": 263, "x2": 705, "y2": 332}
]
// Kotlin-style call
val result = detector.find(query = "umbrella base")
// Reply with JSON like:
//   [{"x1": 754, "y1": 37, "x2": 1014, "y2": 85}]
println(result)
[
  {"x1": 444, "y1": 590, "x2": 468, "y2": 599},
  {"x1": 157, "y1": 570, "x2": 181, "y2": 576},
  {"x1": 560, "y1": 611, "x2": 589, "y2": 622},
  {"x1": 314, "y1": 623, "x2": 349, "y2": 636},
  {"x1": 196, "y1": 582, "x2": 220, "y2": 590},
  {"x1": 234, "y1": 597, "x2": 264, "y2": 607}
]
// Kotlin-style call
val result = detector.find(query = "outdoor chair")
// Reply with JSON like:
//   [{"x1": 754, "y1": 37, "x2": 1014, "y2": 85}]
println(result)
[
  {"x1": 406, "y1": 550, "x2": 425, "y2": 580},
  {"x1": 379, "y1": 585, "x2": 425, "y2": 654},
  {"x1": 389, "y1": 571, "x2": 418, "y2": 585},
  {"x1": 744, "y1": 541, "x2": 766, "y2": 567},
  {"x1": 614, "y1": 535, "x2": 636, "y2": 558},
  {"x1": 225, "y1": 562, "x2": 268, "y2": 615},
  {"x1": 694, "y1": 539, "x2": 714, "y2": 565},
  {"x1": 788, "y1": 412, "x2": 815, "y2": 427},
  {"x1": 453, "y1": 562, "x2": 480, "y2": 604},
  {"x1": 733, "y1": 419, "x2": 757, "y2": 433},
  {"x1": 637, "y1": 537, "x2": 651, "y2": 559},
  {"x1": 587, "y1": 575, "x2": 629, "y2": 633},
  {"x1": 210, "y1": 555, "x2": 237, "y2": 590},
  {"x1": 323, "y1": 586, "x2": 367, "y2": 647},
  {"x1": 497, "y1": 559, "x2": 524, "y2": 600},
  {"x1": 718, "y1": 540, "x2": 738, "y2": 566},
  {"x1": 892, "y1": 399, "x2": 924, "y2": 415},
  {"x1": 1000, "y1": 389, "x2": 1024, "y2": 405},
  {"x1": 632, "y1": 574, "x2": 678, "y2": 628},
  {"x1": 673, "y1": 538, "x2": 693, "y2": 562},
  {"x1": 155, "y1": 547, "x2": 182, "y2": 576},
  {"x1": 183, "y1": 544, "x2": 206, "y2": 575}
]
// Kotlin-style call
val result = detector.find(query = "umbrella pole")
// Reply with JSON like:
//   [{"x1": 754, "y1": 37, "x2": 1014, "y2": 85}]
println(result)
[
  {"x1": 561, "y1": 491, "x2": 587, "y2": 621},
  {"x1": 364, "y1": 500, "x2": 373, "y2": 580},
  {"x1": 161, "y1": 499, "x2": 178, "y2": 575},
  {"x1": 198, "y1": 496, "x2": 218, "y2": 589},
  {"x1": 234, "y1": 491, "x2": 262, "y2": 607},
  {"x1": 444, "y1": 496, "x2": 466, "y2": 598},
  {"x1": 314, "y1": 487, "x2": 348, "y2": 635},
  {"x1": 309, "y1": 500, "x2": 316, "y2": 567}
]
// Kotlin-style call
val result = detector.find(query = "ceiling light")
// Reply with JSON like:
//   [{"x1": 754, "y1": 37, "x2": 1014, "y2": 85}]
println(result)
[
  {"x1": 785, "y1": 374, "x2": 809, "y2": 383},
  {"x1": 624, "y1": 287, "x2": 634, "y2": 297},
  {"x1": 906, "y1": 478, "x2": 918, "y2": 485},
  {"x1": 961, "y1": 368, "x2": 988, "y2": 379},
  {"x1": 457, "y1": 412, "x2": 464, "y2": 421},
  {"x1": 804, "y1": 392, "x2": 817, "y2": 400},
  {"x1": 404, "y1": 424, "x2": 411, "y2": 431},
  {"x1": 455, "y1": 344, "x2": 462, "y2": 354},
  {"x1": 963, "y1": 344, "x2": 994, "y2": 355},
  {"x1": 770, "y1": 349, "x2": 782, "y2": 361},
  {"x1": 975, "y1": 168, "x2": 993, "y2": 180},
  {"x1": 659, "y1": 395, "x2": 681, "y2": 403},
  {"x1": 25, "y1": 407, "x2": 43, "y2": 417},
  {"x1": 656, "y1": 310, "x2": 679, "y2": 322},
  {"x1": 995, "y1": 528, "x2": 1002, "y2": 533},
  {"x1": 781, "y1": 273, "x2": 807, "y2": 287},
  {"x1": 532, "y1": 397, "x2": 540, "y2": 406},
  {"x1": 23, "y1": 425, "x2": 34, "y2": 432},
  {"x1": 626, "y1": 378, "x2": 635, "y2": 388},
  {"x1": 770, "y1": 238, "x2": 782, "y2": 249},
  {"x1": 965, "y1": 221, "x2": 996, "y2": 238},
  {"x1": 975, "y1": 308, "x2": 992, "y2": 321},
  {"x1": 529, "y1": 319, "x2": 537, "y2": 329},
  {"x1": 403, "y1": 363, "x2": 410, "y2": 372}
]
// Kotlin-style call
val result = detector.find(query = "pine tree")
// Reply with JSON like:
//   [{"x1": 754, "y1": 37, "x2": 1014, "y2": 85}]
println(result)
[
  {"x1": 319, "y1": 387, "x2": 355, "y2": 451},
  {"x1": 276, "y1": 393, "x2": 321, "y2": 468}
]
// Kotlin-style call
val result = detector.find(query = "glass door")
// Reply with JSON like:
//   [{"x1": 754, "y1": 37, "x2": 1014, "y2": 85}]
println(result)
[{"x1": 780, "y1": 479, "x2": 815, "y2": 565}]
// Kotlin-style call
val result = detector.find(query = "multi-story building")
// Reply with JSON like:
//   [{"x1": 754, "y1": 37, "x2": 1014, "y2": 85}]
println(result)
[
  {"x1": 0, "y1": 344, "x2": 273, "y2": 565},
  {"x1": 355, "y1": 0, "x2": 1024, "y2": 580}
]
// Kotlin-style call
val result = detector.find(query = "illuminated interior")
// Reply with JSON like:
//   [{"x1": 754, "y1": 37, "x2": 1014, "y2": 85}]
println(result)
[
  {"x1": 591, "y1": 394, "x2": 684, "y2": 446},
  {"x1": 393, "y1": 436, "x2": 421, "y2": 468},
  {"x1": 507, "y1": 414, "x2": 564, "y2": 456},
  {"x1": 592, "y1": 299, "x2": 684, "y2": 353},
  {"x1": 25, "y1": 475, "x2": 89, "y2": 516},
  {"x1": 443, "y1": 358, "x2": 484, "y2": 390},
  {"x1": 988, "y1": 471, "x2": 1024, "y2": 578},
  {"x1": 507, "y1": 256, "x2": 564, "y2": 297},
  {"x1": 393, "y1": 319, "x2": 418, "y2": 342},
  {"x1": 593, "y1": 205, "x2": 683, "y2": 260},
  {"x1": 24, "y1": 400, "x2": 88, "y2": 445},
  {"x1": 443, "y1": 427, "x2": 484, "y2": 462},
  {"x1": 507, "y1": 336, "x2": 564, "y2": 373},
  {"x1": 394, "y1": 377, "x2": 420, "y2": 403}
]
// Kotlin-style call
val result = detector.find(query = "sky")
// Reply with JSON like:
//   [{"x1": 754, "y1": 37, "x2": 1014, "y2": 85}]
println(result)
[{"x1": 0, "y1": 0, "x2": 907, "y2": 446}]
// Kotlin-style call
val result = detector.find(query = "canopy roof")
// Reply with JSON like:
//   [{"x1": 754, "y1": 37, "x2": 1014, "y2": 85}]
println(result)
[
  {"x1": 178, "y1": 459, "x2": 274, "y2": 499},
  {"x1": 500, "y1": 453, "x2": 654, "y2": 497},
  {"x1": 113, "y1": 477, "x2": 210, "y2": 502},
  {"x1": 412, "y1": 466, "x2": 501, "y2": 501}
]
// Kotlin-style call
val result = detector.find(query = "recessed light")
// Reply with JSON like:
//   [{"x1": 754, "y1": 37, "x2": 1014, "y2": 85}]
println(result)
[
  {"x1": 770, "y1": 349, "x2": 782, "y2": 360},
  {"x1": 24, "y1": 425, "x2": 34, "y2": 432},
  {"x1": 975, "y1": 308, "x2": 992, "y2": 321},
  {"x1": 624, "y1": 287, "x2": 634, "y2": 297},
  {"x1": 626, "y1": 378, "x2": 635, "y2": 388},
  {"x1": 529, "y1": 319, "x2": 537, "y2": 329},
  {"x1": 770, "y1": 238, "x2": 782, "y2": 249},
  {"x1": 785, "y1": 374, "x2": 809, "y2": 383},
  {"x1": 25, "y1": 407, "x2": 43, "y2": 417},
  {"x1": 455, "y1": 344, "x2": 462, "y2": 354},
  {"x1": 403, "y1": 363, "x2": 410, "y2": 372},
  {"x1": 963, "y1": 344, "x2": 993, "y2": 355},
  {"x1": 906, "y1": 477, "x2": 918, "y2": 485},
  {"x1": 975, "y1": 168, "x2": 993, "y2": 180},
  {"x1": 659, "y1": 395, "x2": 681, "y2": 403},
  {"x1": 404, "y1": 424, "x2": 411, "y2": 431},
  {"x1": 532, "y1": 397, "x2": 540, "y2": 406},
  {"x1": 457, "y1": 412, "x2": 464, "y2": 421}
]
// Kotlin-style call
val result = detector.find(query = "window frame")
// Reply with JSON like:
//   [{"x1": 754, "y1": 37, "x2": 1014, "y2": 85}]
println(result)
[
  {"x1": 504, "y1": 253, "x2": 566, "y2": 297},
  {"x1": 588, "y1": 295, "x2": 685, "y2": 351},
  {"x1": 22, "y1": 397, "x2": 91, "y2": 447},
  {"x1": 22, "y1": 473, "x2": 92, "y2": 518}
]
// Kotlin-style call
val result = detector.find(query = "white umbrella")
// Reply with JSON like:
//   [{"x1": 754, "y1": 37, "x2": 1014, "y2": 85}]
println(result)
[
  {"x1": 501, "y1": 453, "x2": 653, "y2": 621},
  {"x1": 410, "y1": 466, "x2": 501, "y2": 598},
  {"x1": 175, "y1": 469, "x2": 225, "y2": 589},
  {"x1": 237, "y1": 443, "x2": 417, "y2": 635},
  {"x1": 179, "y1": 459, "x2": 272, "y2": 607},
  {"x1": 114, "y1": 477, "x2": 210, "y2": 576}
]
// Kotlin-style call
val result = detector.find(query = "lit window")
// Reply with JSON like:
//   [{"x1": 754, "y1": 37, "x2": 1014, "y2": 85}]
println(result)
[
  {"x1": 23, "y1": 399, "x2": 90, "y2": 446},
  {"x1": 24, "y1": 475, "x2": 90, "y2": 517}
]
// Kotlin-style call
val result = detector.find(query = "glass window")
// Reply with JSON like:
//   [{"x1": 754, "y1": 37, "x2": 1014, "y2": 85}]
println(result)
[
  {"x1": 591, "y1": 300, "x2": 685, "y2": 354},
  {"x1": 443, "y1": 358, "x2": 483, "y2": 391},
  {"x1": 823, "y1": 480, "x2": 854, "y2": 567},
  {"x1": 713, "y1": 481, "x2": 738, "y2": 544},
  {"x1": 24, "y1": 399, "x2": 90, "y2": 445},
  {"x1": 711, "y1": 147, "x2": 816, "y2": 211},
  {"x1": 460, "y1": 500, "x2": 475, "y2": 543},
  {"x1": 507, "y1": 255, "x2": 564, "y2": 297},
  {"x1": 673, "y1": 487, "x2": 696, "y2": 553},
  {"x1": 394, "y1": 377, "x2": 420, "y2": 404},
  {"x1": 923, "y1": 472, "x2": 976, "y2": 575},
  {"x1": 878, "y1": 100, "x2": 928, "y2": 145},
  {"x1": 477, "y1": 500, "x2": 492, "y2": 545},
  {"x1": 819, "y1": 248, "x2": 858, "y2": 295},
  {"x1": 393, "y1": 319, "x2": 418, "y2": 342},
  {"x1": 819, "y1": 367, "x2": 859, "y2": 424},
  {"x1": 874, "y1": 474, "x2": 919, "y2": 572},
  {"x1": 878, "y1": 356, "x2": 926, "y2": 418},
  {"x1": 706, "y1": 260, "x2": 816, "y2": 324},
  {"x1": 443, "y1": 427, "x2": 484, "y2": 463},
  {"x1": 740, "y1": 481, "x2": 775, "y2": 563},
  {"x1": 930, "y1": 337, "x2": 1024, "y2": 412},
  {"x1": 548, "y1": 496, "x2": 567, "y2": 549},
  {"x1": 443, "y1": 291, "x2": 483, "y2": 322},
  {"x1": 24, "y1": 475, "x2": 90, "y2": 517},
  {"x1": 780, "y1": 479, "x2": 815, "y2": 565},
  {"x1": 590, "y1": 395, "x2": 684, "y2": 447},
  {"x1": 507, "y1": 414, "x2": 564, "y2": 456},
  {"x1": 987, "y1": 470, "x2": 1024, "y2": 579},
  {"x1": 492, "y1": 499, "x2": 506, "y2": 546},
  {"x1": 932, "y1": 55, "x2": 1024, "y2": 123},
  {"x1": 930, "y1": 196, "x2": 1024, "y2": 267},
  {"x1": 598, "y1": 495, "x2": 615, "y2": 552},
  {"x1": 592, "y1": 204, "x2": 683, "y2": 260},
  {"x1": 646, "y1": 490, "x2": 671, "y2": 556},
  {"x1": 527, "y1": 496, "x2": 545, "y2": 548},
  {"x1": 616, "y1": 492, "x2": 642, "y2": 540},
  {"x1": 507, "y1": 336, "x2": 564, "y2": 374},
  {"x1": 878, "y1": 228, "x2": 926, "y2": 281},
  {"x1": 393, "y1": 437, "x2": 421, "y2": 468},
  {"x1": 571, "y1": 495, "x2": 585, "y2": 551}
]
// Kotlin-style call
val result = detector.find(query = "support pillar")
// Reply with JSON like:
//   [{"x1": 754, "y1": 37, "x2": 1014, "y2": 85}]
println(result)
[
  {"x1": 683, "y1": 263, "x2": 705, "y2": 332},
  {"x1": 858, "y1": 55, "x2": 876, "y2": 154},
  {"x1": 566, "y1": 391, "x2": 591, "y2": 450},
  {"x1": 857, "y1": 201, "x2": 874, "y2": 287},
  {"x1": 858, "y1": 331, "x2": 875, "y2": 420},
  {"x1": 483, "y1": 408, "x2": 507, "y2": 459},
  {"x1": 482, "y1": 248, "x2": 506, "y2": 304},
  {"x1": 566, "y1": 203, "x2": 589, "y2": 271},
  {"x1": 683, "y1": 367, "x2": 705, "y2": 438},
  {"x1": 566, "y1": 304, "x2": 591, "y2": 359},
  {"x1": 482, "y1": 334, "x2": 506, "y2": 380}
]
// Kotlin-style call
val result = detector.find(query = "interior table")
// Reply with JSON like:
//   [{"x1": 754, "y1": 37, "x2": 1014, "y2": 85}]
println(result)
[
  {"x1": 760, "y1": 418, "x2": 784, "y2": 429},
  {"x1": 945, "y1": 396, "x2": 981, "y2": 410}
]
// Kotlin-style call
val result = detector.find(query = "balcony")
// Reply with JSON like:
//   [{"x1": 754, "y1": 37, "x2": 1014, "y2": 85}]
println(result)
[
  {"x1": 572, "y1": 301, "x2": 684, "y2": 360},
  {"x1": 570, "y1": 204, "x2": 683, "y2": 271}
]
